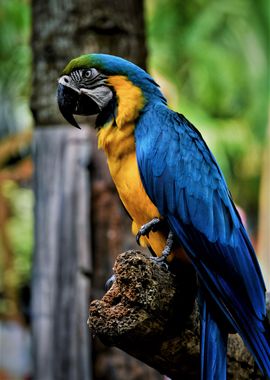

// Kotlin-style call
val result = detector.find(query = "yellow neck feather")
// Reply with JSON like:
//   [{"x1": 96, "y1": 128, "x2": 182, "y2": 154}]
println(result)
[
  {"x1": 97, "y1": 76, "x2": 144, "y2": 159},
  {"x1": 107, "y1": 75, "x2": 145, "y2": 128}
]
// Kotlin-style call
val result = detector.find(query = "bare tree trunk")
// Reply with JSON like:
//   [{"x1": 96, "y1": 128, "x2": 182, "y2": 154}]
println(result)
[
  {"x1": 32, "y1": 127, "x2": 92, "y2": 380},
  {"x1": 31, "y1": 0, "x2": 161, "y2": 379}
]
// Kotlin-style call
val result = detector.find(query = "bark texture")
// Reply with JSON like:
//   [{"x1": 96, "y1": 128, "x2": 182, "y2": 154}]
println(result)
[
  {"x1": 32, "y1": 127, "x2": 92, "y2": 380},
  {"x1": 89, "y1": 250, "x2": 268, "y2": 380}
]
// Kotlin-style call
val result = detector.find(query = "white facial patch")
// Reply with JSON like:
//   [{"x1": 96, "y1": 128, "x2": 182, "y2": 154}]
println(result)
[{"x1": 80, "y1": 86, "x2": 113, "y2": 110}]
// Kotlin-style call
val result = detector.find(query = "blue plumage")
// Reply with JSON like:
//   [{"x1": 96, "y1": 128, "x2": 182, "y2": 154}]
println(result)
[
  {"x1": 59, "y1": 53, "x2": 270, "y2": 378},
  {"x1": 200, "y1": 294, "x2": 228, "y2": 380},
  {"x1": 135, "y1": 101, "x2": 270, "y2": 378}
]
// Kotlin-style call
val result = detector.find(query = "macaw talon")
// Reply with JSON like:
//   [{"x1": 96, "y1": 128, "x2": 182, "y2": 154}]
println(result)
[
  {"x1": 151, "y1": 255, "x2": 169, "y2": 270},
  {"x1": 151, "y1": 230, "x2": 174, "y2": 269},
  {"x1": 136, "y1": 217, "x2": 163, "y2": 246},
  {"x1": 105, "y1": 274, "x2": 116, "y2": 291}
]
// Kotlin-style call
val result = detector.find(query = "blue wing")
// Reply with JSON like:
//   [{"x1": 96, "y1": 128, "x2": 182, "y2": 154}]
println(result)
[{"x1": 135, "y1": 103, "x2": 270, "y2": 375}]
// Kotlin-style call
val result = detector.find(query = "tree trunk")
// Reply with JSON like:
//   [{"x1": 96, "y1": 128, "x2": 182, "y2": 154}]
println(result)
[
  {"x1": 31, "y1": 0, "x2": 160, "y2": 379},
  {"x1": 32, "y1": 127, "x2": 92, "y2": 380}
]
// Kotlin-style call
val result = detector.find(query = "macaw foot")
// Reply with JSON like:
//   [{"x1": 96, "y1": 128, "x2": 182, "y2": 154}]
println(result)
[
  {"x1": 105, "y1": 274, "x2": 116, "y2": 291},
  {"x1": 151, "y1": 230, "x2": 174, "y2": 269},
  {"x1": 136, "y1": 217, "x2": 163, "y2": 246}
]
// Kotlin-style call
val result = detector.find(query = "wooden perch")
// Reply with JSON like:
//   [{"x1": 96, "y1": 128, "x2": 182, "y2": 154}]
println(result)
[{"x1": 88, "y1": 250, "x2": 267, "y2": 379}]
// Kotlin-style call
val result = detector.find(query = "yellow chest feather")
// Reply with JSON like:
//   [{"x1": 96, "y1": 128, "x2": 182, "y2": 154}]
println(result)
[
  {"x1": 98, "y1": 120, "x2": 160, "y2": 224},
  {"x1": 96, "y1": 76, "x2": 186, "y2": 260}
]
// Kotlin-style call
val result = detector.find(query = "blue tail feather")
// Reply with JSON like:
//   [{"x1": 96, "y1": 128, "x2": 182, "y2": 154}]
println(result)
[{"x1": 200, "y1": 295, "x2": 228, "y2": 380}]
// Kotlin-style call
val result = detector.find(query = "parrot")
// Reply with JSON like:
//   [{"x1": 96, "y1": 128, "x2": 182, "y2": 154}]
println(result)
[{"x1": 57, "y1": 53, "x2": 270, "y2": 379}]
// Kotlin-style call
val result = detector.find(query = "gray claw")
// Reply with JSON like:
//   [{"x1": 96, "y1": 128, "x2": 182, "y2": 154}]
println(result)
[
  {"x1": 136, "y1": 217, "x2": 162, "y2": 246},
  {"x1": 105, "y1": 274, "x2": 116, "y2": 291},
  {"x1": 150, "y1": 230, "x2": 174, "y2": 269},
  {"x1": 151, "y1": 255, "x2": 169, "y2": 270}
]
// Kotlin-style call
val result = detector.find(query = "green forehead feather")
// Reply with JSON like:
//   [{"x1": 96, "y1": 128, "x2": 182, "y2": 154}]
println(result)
[{"x1": 62, "y1": 54, "x2": 103, "y2": 75}]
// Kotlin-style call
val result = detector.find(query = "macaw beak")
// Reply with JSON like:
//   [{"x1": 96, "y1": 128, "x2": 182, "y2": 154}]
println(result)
[
  {"x1": 57, "y1": 81, "x2": 100, "y2": 129},
  {"x1": 57, "y1": 83, "x2": 81, "y2": 129}
]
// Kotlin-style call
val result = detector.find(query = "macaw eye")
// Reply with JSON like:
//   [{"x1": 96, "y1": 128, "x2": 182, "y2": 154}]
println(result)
[{"x1": 84, "y1": 70, "x2": 92, "y2": 78}]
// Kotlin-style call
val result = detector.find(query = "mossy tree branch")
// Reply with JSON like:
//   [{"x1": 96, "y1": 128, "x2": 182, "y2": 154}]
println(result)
[{"x1": 88, "y1": 250, "x2": 267, "y2": 380}]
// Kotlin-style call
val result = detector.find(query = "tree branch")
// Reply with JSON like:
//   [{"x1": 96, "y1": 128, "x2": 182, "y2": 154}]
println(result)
[{"x1": 88, "y1": 250, "x2": 267, "y2": 379}]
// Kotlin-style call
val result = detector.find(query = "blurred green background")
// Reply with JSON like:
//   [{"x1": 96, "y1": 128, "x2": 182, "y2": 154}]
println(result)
[
  {"x1": 147, "y1": 0, "x2": 269, "y2": 220},
  {"x1": 0, "y1": 0, "x2": 32, "y2": 320},
  {"x1": 0, "y1": 0, "x2": 268, "y2": 343}
]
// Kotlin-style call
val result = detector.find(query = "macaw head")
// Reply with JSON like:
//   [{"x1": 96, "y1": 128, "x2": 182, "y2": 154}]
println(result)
[{"x1": 57, "y1": 54, "x2": 166, "y2": 129}]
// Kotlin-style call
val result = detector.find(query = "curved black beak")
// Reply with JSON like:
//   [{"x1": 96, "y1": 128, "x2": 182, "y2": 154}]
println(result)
[
  {"x1": 57, "y1": 83, "x2": 81, "y2": 129},
  {"x1": 57, "y1": 83, "x2": 100, "y2": 129}
]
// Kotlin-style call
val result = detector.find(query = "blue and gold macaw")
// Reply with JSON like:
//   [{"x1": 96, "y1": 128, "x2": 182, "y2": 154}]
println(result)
[{"x1": 57, "y1": 54, "x2": 270, "y2": 379}]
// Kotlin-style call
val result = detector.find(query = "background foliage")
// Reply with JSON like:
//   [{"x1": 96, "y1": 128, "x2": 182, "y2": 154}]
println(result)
[
  {"x1": 147, "y1": 0, "x2": 269, "y2": 226},
  {"x1": 0, "y1": 0, "x2": 32, "y2": 317},
  {"x1": 0, "y1": 0, "x2": 31, "y2": 138}
]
